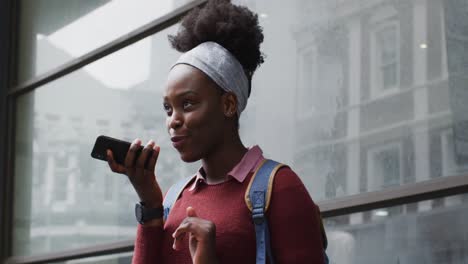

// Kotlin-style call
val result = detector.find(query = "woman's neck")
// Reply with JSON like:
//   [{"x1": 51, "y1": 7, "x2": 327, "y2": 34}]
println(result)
[{"x1": 201, "y1": 135, "x2": 247, "y2": 185}]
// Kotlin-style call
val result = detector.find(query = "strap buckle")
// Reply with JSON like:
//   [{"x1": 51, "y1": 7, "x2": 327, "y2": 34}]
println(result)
[{"x1": 252, "y1": 207, "x2": 265, "y2": 225}]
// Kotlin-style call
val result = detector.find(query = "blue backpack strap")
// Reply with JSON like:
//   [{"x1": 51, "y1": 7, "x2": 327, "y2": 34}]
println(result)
[
  {"x1": 246, "y1": 160, "x2": 330, "y2": 264},
  {"x1": 163, "y1": 176, "x2": 196, "y2": 222},
  {"x1": 245, "y1": 159, "x2": 286, "y2": 264}
]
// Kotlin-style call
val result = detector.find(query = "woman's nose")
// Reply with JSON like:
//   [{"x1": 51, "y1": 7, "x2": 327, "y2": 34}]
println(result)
[{"x1": 168, "y1": 112, "x2": 183, "y2": 130}]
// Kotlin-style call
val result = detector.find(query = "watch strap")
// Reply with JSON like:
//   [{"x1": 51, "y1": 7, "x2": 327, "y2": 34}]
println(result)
[{"x1": 135, "y1": 202, "x2": 164, "y2": 224}]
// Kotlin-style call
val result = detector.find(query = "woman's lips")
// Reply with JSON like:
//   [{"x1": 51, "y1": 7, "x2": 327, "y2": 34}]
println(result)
[{"x1": 171, "y1": 136, "x2": 188, "y2": 148}]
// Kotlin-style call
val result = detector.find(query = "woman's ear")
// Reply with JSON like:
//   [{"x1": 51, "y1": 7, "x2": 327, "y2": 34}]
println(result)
[{"x1": 222, "y1": 92, "x2": 238, "y2": 117}]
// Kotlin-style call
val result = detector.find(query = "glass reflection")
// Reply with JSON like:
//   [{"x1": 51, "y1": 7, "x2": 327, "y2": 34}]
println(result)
[
  {"x1": 324, "y1": 194, "x2": 468, "y2": 264},
  {"x1": 13, "y1": 24, "x2": 201, "y2": 256},
  {"x1": 238, "y1": 0, "x2": 468, "y2": 200},
  {"x1": 18, "y1": 0, "x2": 192, "y2": 83}
]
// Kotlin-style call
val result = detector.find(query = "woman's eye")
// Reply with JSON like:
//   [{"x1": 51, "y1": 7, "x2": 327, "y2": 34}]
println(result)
[
  {"x1": 163, "y1": 103, "x2": 172, "y2": 114},
  {"x1": 183, "y1": 101, "x2": 194, "y2": 109}
]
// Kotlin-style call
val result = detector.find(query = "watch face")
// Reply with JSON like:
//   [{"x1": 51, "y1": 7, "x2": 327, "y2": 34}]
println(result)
[{"x1": 135, "y1": 204, "x2": 144, "y2": 223}]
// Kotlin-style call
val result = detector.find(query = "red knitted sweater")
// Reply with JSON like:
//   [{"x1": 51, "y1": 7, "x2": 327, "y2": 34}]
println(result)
[{"x1": 132, "y1": 167, "x2": 325, "y2": 263}]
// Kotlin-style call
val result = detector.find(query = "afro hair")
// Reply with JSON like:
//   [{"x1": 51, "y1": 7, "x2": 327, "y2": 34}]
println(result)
[{"x1": 168, "y1": 0, "x2": 264, "y2": 95}]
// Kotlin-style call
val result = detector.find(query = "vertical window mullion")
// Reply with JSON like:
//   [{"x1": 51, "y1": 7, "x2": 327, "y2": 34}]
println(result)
[{"x1": 1, "y1": 0, "x2": 19, "y2": 261}]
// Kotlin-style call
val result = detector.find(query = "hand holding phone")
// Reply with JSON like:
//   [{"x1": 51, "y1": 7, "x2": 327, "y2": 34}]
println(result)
[
  {"x1": 91, "y1": 135, "x2": 148, "y2": 165},
  {"x1": 91, "y1": 135, "x2": 163, "y2": 207}
]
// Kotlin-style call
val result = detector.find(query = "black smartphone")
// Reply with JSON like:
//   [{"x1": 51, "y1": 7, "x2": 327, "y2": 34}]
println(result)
[{"x1": 90, "y1": 135, "x2": 147, "y2": 165}]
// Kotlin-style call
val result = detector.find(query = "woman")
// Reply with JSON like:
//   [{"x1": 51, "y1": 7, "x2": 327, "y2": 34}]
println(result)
[{"x1": 106, "y1": 1, "x2": 325, "y2": 263}]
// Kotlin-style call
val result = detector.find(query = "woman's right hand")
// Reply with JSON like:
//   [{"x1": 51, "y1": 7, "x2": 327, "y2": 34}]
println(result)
[{"x1": 106, "y1": 138, "x2": 163, "y2": 209}]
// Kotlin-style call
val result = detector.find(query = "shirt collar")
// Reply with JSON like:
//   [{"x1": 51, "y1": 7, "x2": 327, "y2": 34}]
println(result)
[{"x1": 188, "y1": 145, "x2": 264, "y2": 191}]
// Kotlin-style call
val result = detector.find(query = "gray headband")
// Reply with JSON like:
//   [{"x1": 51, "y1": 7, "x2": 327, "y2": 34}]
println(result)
[{"x1": 171, "y1": 41, "x2": 249, "y2": 115}]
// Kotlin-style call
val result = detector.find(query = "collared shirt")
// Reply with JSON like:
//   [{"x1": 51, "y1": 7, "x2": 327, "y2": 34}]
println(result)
[{"x1": 188, "y1": 145, "x2": 264, "y2": 191}]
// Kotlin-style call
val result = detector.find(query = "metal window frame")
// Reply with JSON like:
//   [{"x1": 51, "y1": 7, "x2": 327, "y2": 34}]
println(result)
[
  {"x1": 5, "y1": 240, "x2": 134, "y2": 264},
  {"x1": 2, "y1": 0, "x2": 468, "y2": 263},
  {"x1": 1, "y1": 0, "x2": 19, "y2": 262},
  {"x1": 319, "y1": 173, "x2": 468, "y2": 218}
]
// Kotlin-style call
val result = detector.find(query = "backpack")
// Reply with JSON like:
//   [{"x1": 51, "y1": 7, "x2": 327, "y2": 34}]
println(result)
[{"x1": 162, "y1": 159, "x2": 329, "y2": 264}]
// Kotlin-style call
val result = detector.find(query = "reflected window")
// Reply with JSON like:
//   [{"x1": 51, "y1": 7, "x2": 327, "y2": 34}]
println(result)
[
  {"x1": 97, "y1": 119, "x2": 110, "y2": 136},
  {"x1": 54, "y1": 170, "x2": 69, "y2": 202},
  {"x1": 370, "y1": 8, "x2": 400, "y2": 97},
  {"x1": 376, "y1": 25, "x2": 399, "y2": 89},
  {"x1": 441, "y1": 130, "x2": 468, "y2": 176},
  {"x1": 45, "y1": 113, "x2": 60, "y2": 122},
  {"x1": 297, "y1": 46, "x2": 318, "y2": 118},
  {"x1": 367, "y1": 143, "x2": 402, "y2": 189},
  {"x1": 120, "y1": 121, "x2": 132, "y2": 142},
  {"x1": 70, "y1": 116, "x2": 84, "y2": 136},
  {"x1": 96, "y1": 119, "x2": 109, "y2": 126},
  {"x1": 52, "y1": 151, "x2": 76, "y2": 211},
  {"x1": 104, "y1": 172, "x2": 114, "y2": 202}
]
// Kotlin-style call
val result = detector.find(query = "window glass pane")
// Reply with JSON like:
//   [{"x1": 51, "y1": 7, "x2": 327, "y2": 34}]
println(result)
[
  {"x1": 377, "y1": 26, "x2": 397, "y2": 64},
  {"x1": 13, "y1": 24, "x2": 201, "y2": 256},
  {"x1": 18, "y1": 0, "x2": 193, "y2": 83},
  {"x1": 236, "y1": 0, "x2": 467, "y2": 201},
  {"x1": 373, "y1": 146, "x2": 400, "y2": 187},
  {"x1": 381, "y1": 64, "x2": 397, "y2": 89},
  {"x1": 376, "y1": 25, "x2": 398, "y2": 90},
  {"x1": 324, "y1": 194, "x2": 468, "y2": 263}
]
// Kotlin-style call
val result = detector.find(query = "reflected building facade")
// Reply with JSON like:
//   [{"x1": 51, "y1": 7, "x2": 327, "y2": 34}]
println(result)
[
  {"x1": 9, "y1": 0, "x2": 468, "y2": 262},
  {"x1": 18, "y1": 6, "x2": 199, "y2": 254},
  {"x1": 293, "y1": 0, "x2": 467, "y2": 205},
  {"x1": 289, "y1": 0, "x2": 468, "y2": 263}
]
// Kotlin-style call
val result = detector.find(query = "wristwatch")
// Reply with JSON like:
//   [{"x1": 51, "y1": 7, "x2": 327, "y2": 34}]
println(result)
[{"x1": 135, "y1": 202, "x2": 164, "y2": 224}]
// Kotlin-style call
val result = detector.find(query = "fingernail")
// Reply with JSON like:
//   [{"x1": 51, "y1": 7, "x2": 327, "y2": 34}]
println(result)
[{"x1": 106, "y1": 150, "x2": 110, "y2": 156}]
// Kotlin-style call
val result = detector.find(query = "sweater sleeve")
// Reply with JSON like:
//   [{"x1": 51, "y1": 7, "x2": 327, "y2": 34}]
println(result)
[
  {"x1": 132, "y1": 224, "x2": 164, "y2": 264},
  {"x1": 267, "y1": 167, "x2": 325, "y2": 264}
]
